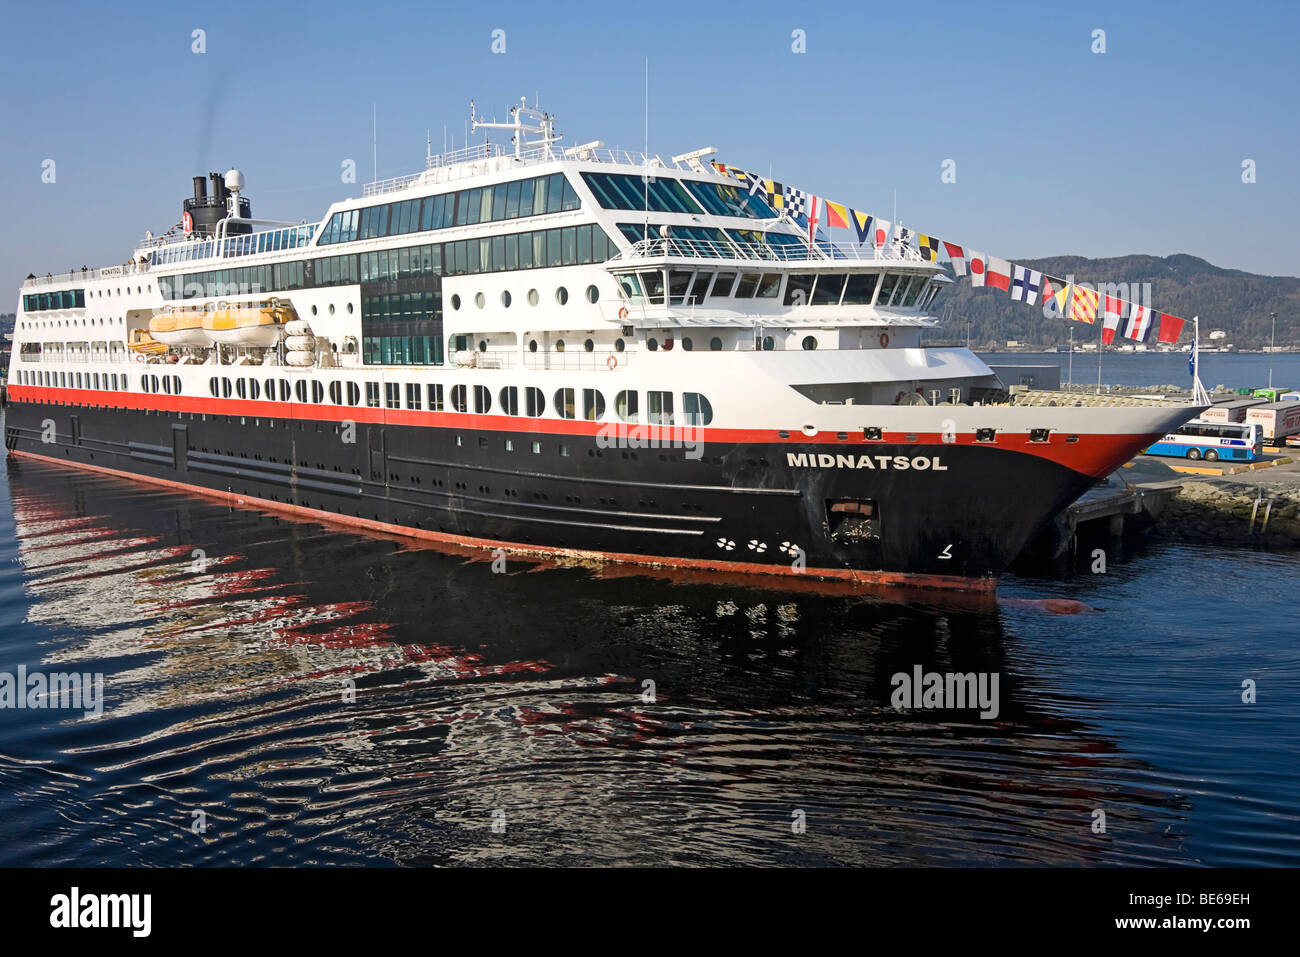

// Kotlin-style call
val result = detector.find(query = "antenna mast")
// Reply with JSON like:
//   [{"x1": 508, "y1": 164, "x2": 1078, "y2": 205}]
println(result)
[{"x1": 471, "y1": 97, "x2": 561, "y2": 159}]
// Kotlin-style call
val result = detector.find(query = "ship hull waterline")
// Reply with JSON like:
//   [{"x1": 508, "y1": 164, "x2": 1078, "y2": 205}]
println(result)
[{"x1": 3, "y1": 396, "x2": 1166, "y2": 593}]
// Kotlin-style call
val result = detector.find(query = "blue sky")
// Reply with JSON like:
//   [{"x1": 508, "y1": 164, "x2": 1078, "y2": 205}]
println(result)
[{"x1": 1, "y1": 0, "x2": 1295, "y2": 293}]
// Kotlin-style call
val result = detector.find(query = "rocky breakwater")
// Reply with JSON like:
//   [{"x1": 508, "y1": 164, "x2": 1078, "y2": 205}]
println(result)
[{"x1": 1154, "y1": 480, "x2": 1300, "y2": 547}]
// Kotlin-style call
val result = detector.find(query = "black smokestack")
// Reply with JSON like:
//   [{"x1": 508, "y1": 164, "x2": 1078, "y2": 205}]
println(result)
[{"x1": 192, "y1": 175, "x2": 207, "y2": 203}]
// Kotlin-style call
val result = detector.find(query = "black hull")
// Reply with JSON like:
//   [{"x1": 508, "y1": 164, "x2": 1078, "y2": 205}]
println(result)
[{"x1": 4, "y1": 400, "x2": 1103, "y2": 589}]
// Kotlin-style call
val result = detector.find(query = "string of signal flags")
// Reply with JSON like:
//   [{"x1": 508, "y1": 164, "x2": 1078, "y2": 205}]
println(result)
[{"x1": 712, "y1": 161, "x2": 1188, "y2": 345}]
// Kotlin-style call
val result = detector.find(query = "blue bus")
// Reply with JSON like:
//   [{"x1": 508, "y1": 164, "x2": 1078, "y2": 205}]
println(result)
[{"x1": 1145, "y1": 419, "x2": 1263, "y2": 462}]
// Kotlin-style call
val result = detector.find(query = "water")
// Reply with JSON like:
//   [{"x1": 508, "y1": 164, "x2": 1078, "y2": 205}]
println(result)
[
  {"x1": 2, "y1": 450, "x2": 1298, "y2": 867},
  {"x1": 979, "y1": 351, "x2": 1300, "y2": 391}
]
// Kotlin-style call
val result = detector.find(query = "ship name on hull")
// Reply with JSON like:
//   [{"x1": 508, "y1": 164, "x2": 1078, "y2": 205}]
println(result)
[{"x1": 786, "y1": 452, "x2": 949, "y2": 471}]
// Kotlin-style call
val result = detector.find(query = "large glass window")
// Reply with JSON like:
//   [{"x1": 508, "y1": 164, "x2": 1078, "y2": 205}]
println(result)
[
  {"x1": 683, "y1": 180, "x2": 777, "y2": 219},
  {"x1": 581, "y1": 172, "x2": 699, "y2": 214},
  {"x1": 784, "y1": 274, "x2": 815, "y2": 305},
  {"x1": 842, "y1": 273, "x2": 879, "y2": 305},
  {"x1": 811, "y1": 274, "x2": 847, "y2": 305}
]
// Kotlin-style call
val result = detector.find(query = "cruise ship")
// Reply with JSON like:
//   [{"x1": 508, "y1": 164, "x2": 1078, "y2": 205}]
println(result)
[{"x1": 4, "y1": 100, "x2": 1201, "y2": 591}]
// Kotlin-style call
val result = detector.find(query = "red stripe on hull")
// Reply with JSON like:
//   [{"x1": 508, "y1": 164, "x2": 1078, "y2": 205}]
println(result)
[
  {"x1": 7, "y1": 385, "x2": 1159, "y2": 478},
  {"x1": 8, "y1": 447, "x2": 998, "y2": 594}
]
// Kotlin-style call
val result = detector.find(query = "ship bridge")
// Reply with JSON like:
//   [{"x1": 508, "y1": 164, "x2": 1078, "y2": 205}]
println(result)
[{"x1": 604, "y1": 233, "x2": 947, "y2": 341}]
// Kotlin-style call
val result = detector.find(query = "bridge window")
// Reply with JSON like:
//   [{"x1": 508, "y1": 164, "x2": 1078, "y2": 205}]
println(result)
[
  {"x1": 900, "y1": 276, "x2": 926, "y2": 307},
  {"x1": 668, "y1": 270, "x2": 693, "y2": 305},
  {"x1": 875, "y1": 273, "x2": 899, "y2": 305},
  {"x1": 811, "y1": 274, "x2": 847, "y2": 305},
  {"x1": 640, "y1": 271, "x2": 665, "y2": 305},
  {"x1": 784, "y1": 274, "x2": 815, "y2": 305},
  {"x1": 842, "y1": 273, "x2": 879, "y2": 305}
]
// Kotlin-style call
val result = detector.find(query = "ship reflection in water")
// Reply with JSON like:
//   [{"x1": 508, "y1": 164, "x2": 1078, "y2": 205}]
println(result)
[{"x1": 3, "y1": 456, "x2": 1297, "y2": 867}]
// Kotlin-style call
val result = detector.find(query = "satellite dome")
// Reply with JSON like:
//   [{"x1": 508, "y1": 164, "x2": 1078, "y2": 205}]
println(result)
[{"x1": 225, "y1": 169, "x2": 246, "y2": 191}]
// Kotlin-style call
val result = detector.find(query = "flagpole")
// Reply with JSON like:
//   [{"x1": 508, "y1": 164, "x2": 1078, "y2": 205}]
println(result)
[
  {"x1": 1192, "y1": 316, "x2": 1209, "y2": 405},
  {"x1": 1097, "y1": 315, "x2": 1103, "y2": 395},
  {"x1": 1067, "y1": 326, "x2": 1074, "y2": 387}
]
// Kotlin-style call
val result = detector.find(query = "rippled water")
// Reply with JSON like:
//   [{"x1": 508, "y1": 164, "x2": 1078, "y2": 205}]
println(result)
[{"x1": 1, "y1": 448, "x2": 1297, "y2": 866}]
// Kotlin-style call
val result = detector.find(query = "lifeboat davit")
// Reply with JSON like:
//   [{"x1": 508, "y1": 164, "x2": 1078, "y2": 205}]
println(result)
[
  {"x1": 203, "y1": 299, "x2": 297, "y2": 349},
  {"x1": 126, "y1": 328, "x2": 167, "y2": 355},
  {"x1": 148, "y1": 306, "x2": 210, "y2": 347}
]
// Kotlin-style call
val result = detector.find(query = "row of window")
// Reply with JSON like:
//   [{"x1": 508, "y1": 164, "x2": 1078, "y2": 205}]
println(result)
[
  {"x1": 362, "y1": 335, "x2": 445, "y2": 366},
  {"x1": 612, "y1": 267, "x2": 937, "y2": 309},
  {"x1": 581, "y1": 173, "x2": 777, "y2": 220},
  {"x1": 160, "y1": 224, "x2": 621, "y2": 301},
  {"x1": 23, "y1": 290, "x2": 86, "y2": 312},
  {"x1": 13, "y1": 369, "x2": 180, "y2": 394},
  {"x1": 197, "y1": 375, "x2": 713, "y2": 425},
  {"x1": 17, "y1": 364, "x2": 717, "y2": 427},
  {"x1": 150, "y1": 224, "x2": 319, "y2": 267},
  {"x1": 317, "y1": 172, "x2": 582, "y2": 247}
]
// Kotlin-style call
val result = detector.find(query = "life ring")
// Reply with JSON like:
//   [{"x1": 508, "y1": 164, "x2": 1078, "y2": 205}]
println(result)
[
  {"x1": 618, "y1": 306, "x2": 629, "y2": 320},
  {"x1": 879, "y1": 332, "x2": 890, "y2": 348},
  {"x1": 135, "y1": 353, "x2": 145, "y2": 363},
  {"x1": 606, "y1": 354, "x2": 618, "y2": 370}
]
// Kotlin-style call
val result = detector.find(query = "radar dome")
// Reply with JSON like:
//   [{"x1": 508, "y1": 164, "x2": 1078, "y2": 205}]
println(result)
[{"x1": 224, "y1": 169, "x2": 246, "y2": 191}]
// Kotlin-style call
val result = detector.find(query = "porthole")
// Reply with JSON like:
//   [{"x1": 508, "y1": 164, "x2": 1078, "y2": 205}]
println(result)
[
  {"x1": 501, "y1": 290, "x2": 512, "y2": 308},
  {"x1": 311, "y1": 305, "x2": 318, "y2": 315},
  {"x1": 584, "y1": 338, "x2": 594, "y2": 352},
  {"x1": 615, "y1": 338, "x2": 625, "y2": 352},
  {"x1": 555, "y1": 339, "x2": 565, "y2": 352},
  {"x1": 682, "y1": 337, "x2": 693, "y2": 351},
  {"x1": 328, "y1": 303, "x2": 335, "y2": 314},
  {"x1": 347, "y1": 302, "x2": 354, "y2": 313},
  {"x1": 762, "y1": 335, "x2": 775, "y2": 351},
  {"x1": 585, "y1": 285, "x2": 599, "y2": 304},
  {"x1": 556, "y1": 287, "x2": 568, "y2": 305},
  {"x1": 528, "y1": 288, "x2": 539, "y2": 306},
  {"x1": 478, "y1": 339, "x2": 487, "y2": 352},
  {"x1": 647, "y1": 338, "x2": 659, "y2": 352},
  {"x1": 451, "y1": 294, "x2": 462, "y2": 310},
  {"x1": 802, "y1": 335, "x2": 818, "y2": 350},
  {"x1": 710, "y1": 337, "x2": 722, "y2": 351},
  {"x1": 529, "y1": 339, "x2": 538, "y2": 352},
  {"x1": 475, "y1": 292, "x2": 485, "y2": 309}
]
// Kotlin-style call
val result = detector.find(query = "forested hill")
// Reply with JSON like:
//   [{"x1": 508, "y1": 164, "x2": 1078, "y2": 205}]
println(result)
[{"x1": 924, "y1": 254, "x2": 1300, "y2": 349}]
